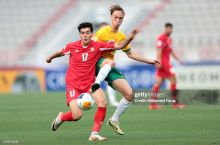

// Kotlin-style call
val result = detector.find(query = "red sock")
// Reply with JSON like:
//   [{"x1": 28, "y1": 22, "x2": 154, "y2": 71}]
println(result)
[
  {"x1": 151, "y1": 85, "x2": 160, "y2": 105},
  {"x1": 61, "y1": 111, "x2": 74, "y2": 121},
  {"x1": 170, "y1": 84, "x2": 179, "y2": 104},
  {"x1": 92, "y1": 107, "x2": 106, "y2": 132}
]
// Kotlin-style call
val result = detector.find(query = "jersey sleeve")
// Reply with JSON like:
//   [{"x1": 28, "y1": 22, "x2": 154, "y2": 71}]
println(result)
[
  {"x1": 120, "y1": 33, "x2": 131, "y2": 52},
  {"x1": 61, "y1": 43, "x2": 71, "y2": 55},
  {"x1": 98, "y1": 42, "x2": 115, "y2": 52},
  {"x1": 156, "y1": 37, "x2": 164, "y2": 49}
]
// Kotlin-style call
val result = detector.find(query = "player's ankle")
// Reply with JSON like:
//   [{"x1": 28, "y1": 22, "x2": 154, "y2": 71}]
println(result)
[
  {"x1": 95, "y1": 81, "x2": 100, "y2": 85},
  {"x1": 91, "y1": 83, "x2": 100, "y2": 92},
  {"x1": 91, "y1": 131, "x2": 99, "y2": 136}
]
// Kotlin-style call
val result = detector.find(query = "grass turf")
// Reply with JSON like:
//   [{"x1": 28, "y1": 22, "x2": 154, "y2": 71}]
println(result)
[{"x1": 0, "y1": 92, "x2": 220, "y2": 145}]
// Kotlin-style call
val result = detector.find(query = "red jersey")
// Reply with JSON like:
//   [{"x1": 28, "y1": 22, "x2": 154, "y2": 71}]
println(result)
[
  {"x1": 156, "y1": 33, "x2": 172, "y2": 68},
  {"x1": 61, "y1": 40, "x2": 115, "y2": 91}
]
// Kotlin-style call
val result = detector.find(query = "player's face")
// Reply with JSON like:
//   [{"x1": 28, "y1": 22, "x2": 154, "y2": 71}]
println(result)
[
  {"x1": 165, "y1": 27, "x2": 173, "y2": 36},
  {"x1": 79, "y1": 28, "x2": 93, "y2": 46},
  {"x1": 111, "y1": 10, "x2": 124, "y2": 29}
]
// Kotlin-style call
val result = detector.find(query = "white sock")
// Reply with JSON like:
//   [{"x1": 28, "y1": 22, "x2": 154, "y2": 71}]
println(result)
[
  {"x1": 95, "y1": 64, "x2": 111, "y2": 84},
  {"x1": 106, "y1": 85, "x2": 117, "y2": 104},
  {"x1": 111, "y1": 98, "x2": 131, "y2": 122},
  {"x1": 91, "y1": 131, "x2": 99, "y2": 136}
]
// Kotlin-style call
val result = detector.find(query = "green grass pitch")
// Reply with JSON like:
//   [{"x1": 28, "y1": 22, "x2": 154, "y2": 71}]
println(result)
[{"x1": 0, "y1": 92, "x2": 220, "y2": 145}]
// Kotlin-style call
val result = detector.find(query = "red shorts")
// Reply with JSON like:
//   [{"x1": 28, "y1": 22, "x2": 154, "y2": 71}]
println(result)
[
  {"x1": 66, "y1": 85, "x2": 91, "y2": 106},
  {"x1": 156, "y1": 67, "x2": 175, "y2": 78}
]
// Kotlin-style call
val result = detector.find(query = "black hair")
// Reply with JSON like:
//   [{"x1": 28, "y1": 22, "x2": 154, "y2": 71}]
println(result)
[
  {"x1": 77, "y1": 22, "x2": 93, "y2": 32},
  {"x1": 165, "y1": 22, "x2": 173, "y2": 28}
]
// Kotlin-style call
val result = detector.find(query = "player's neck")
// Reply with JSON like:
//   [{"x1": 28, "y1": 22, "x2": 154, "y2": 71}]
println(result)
[
  {"x1": 164, "y1": 32, "x2": 170, "y2": 37},
  {"x1": 111, "y1": 25, "x2": 119, "y2": 33},
  {"x1": 81, "y1": 42, "x2": 90, "y2": 48}
]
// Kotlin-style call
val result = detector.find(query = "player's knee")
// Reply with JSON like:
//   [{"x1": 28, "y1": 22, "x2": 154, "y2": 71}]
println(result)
[
  {"x1": 102, "y1": 59, "x2": 115, "y2": 68},
  {"x1": 123, "y1": 89, "x2": 133, "y2": 102},
  {"x1": 155, "y1": 81, "x2": 162, "y2": 86},
  {"x1": 109, "y1": 60, "x2": 115, "y2": 67},
  {"x1": 72, "y1": 112, "x2": 82, "y2": 121},
  {"x1": 171, "y1": 76, "x2": 177, "y2": 84},
  {"x1": 96, "y1": 99, "x2": 107, "y2": 107}
]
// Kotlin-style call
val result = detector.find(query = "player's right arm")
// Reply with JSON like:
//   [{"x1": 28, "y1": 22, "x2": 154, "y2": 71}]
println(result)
[
  {"x1": 46, "y1": 44, "x2": 70, "y2": 63},
  {"x1": 156, "y1": 49, "x2": 162, "y2": 67},
  {"x1": 46, "y1": 50, "x2": 64, "y2": 63},
  {"x1": 171, "y1": 50, "x2": 182, "y2": 64},
  {"x1": 156, "y1": 39, "x2": 163, "y2": 68}
]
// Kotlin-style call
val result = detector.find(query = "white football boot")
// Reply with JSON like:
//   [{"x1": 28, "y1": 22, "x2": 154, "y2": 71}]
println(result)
[
  {"x1": 89, "y1": 132, "x2": 107, "y2": 141},
  {"x1": 51, "y1": 112, "x2": 63, "y2": 131},
  {"x1": 107, "y1": 118, "x2": 124, "y2": 135}
]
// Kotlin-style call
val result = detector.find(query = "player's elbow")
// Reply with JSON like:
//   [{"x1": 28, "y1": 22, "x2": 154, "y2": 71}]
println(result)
[{"x1": 127, "y1": 54, "x2": 132, "y2": 58}]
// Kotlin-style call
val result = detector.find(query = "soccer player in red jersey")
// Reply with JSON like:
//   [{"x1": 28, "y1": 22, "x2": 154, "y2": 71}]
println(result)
[
  {"x1": 149, "y1": 23, "x2": 185, "y2": 110},
  {"x1": 46, "y1": 22, "x2": 138, "y2": 141}
]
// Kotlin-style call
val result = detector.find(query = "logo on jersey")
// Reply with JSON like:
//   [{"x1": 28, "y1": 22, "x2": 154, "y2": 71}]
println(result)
[
  {"x1": 75, "y1": 49, "x2": 79, "y2": 52},
  {"x1": 157, "y1": 40, "x2": 163, "y2": 47}
]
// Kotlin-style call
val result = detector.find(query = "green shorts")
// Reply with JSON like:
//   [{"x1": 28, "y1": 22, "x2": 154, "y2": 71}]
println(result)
[{"x1": 96, "y1": 58, "x2": 125, "y2": 88}]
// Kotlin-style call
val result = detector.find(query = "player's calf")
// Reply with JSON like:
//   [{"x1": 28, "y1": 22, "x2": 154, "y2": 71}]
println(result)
[
  {"x1": 71, "y1": 112, "x2": 82, "y2": 121},
  {"x1": 90, "y1": 89, "x2": 107, "y2": 137}
]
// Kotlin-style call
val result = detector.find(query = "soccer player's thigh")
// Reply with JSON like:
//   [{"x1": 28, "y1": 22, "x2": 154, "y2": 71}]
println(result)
[
  {"x1": 112, "y1": 79, "x2": 133, "y2": 102},
  {"x1": 100, "y1": 58, "x2": 115, "y2": 67},
  {"x1": 67, "y1": 90, "x2": 82, "y2": 120},
  {"x1": 154, "y1": 75, "x2": 164, "y2": 87},
  {"x1": 92, "y1": 88, "x2": 107, "y2": 107}
]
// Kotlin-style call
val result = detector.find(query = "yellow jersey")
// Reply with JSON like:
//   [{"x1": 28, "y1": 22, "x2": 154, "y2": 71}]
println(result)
[{"x1": 94, "y1": 26, "x2": 131, "y2": 60}]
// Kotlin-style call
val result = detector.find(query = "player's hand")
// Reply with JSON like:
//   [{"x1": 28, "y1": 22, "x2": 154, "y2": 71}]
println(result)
[
  {"x1": 152, "y1": 60, "x2": 160, "y2": 68},
  {"x1": 129, "y1": 28, "x2": 140, "y2": 40},
  {"x1": 46, "y1": 57, "x2": 52, "y2": 63}
]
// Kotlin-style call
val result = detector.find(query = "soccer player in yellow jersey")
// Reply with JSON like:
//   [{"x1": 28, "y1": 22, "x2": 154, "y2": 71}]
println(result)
[
  {"x1": 91, "y1": 5, "x2": 160, "y2": 135},
  {"x1": 95, "y1": 22, "x2": 119, "y2": 107}
]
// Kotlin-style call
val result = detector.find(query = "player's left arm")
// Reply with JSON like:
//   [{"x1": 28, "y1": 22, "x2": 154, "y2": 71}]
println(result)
[
  {"x1": 171, "y1": 50, "x2": 183, "y2": 64},
  {"x1": 125, "y1": 50, "x2": 160, "y2": 68}
]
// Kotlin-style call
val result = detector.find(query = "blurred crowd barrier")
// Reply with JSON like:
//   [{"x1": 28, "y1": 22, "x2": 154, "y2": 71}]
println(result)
[{"x1": 0, "y1": 63, "x2": 220, "y2": 93}]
